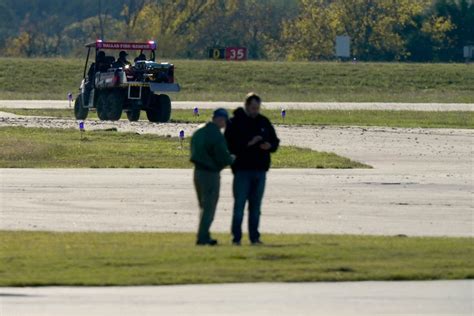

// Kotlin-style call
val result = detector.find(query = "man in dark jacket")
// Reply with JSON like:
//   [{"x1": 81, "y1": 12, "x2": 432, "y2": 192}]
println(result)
[
  {"x1": 225, "y1": 93, "x2": 280, "y2": 245},
  {"x1": 113, "y1": 51, "x2": 131, "y2": 68},
  {"x1": 191, "y1": 108, "x2": 235, "y2": 246}
]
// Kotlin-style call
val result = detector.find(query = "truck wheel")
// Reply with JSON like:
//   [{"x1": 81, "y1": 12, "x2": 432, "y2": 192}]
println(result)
[
  {"x1": 146, "y1": 94, "x2": 171, "y2": 123},
  {"x1": 74, "y1": 94, "x2": 89, "y2": 120},
  {"x1": 97, "y1": 90, "x2": 123, "y2": 121},
  {"x1": 126, "y1": 110, "x2": 141, "y2": 122},
  {"x1": 96, "y1": 92, "x2": 109, "y2": 120}
]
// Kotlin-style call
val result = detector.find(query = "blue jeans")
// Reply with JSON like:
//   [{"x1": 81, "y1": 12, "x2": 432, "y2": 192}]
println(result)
[{"x1": 232, "y1": 170, "x2": 266, "y2": 243}]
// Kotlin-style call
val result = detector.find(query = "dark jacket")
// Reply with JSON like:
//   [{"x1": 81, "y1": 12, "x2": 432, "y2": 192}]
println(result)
[
  {"x1": 191, "y1": 122, "x2": 234, "y2": 172},
  {"x1": 113, "y1": 57, "x2": 131, "y2": 69},
  {"x1": 225, "y1": 107, "x2": 280, "y2": 172}
]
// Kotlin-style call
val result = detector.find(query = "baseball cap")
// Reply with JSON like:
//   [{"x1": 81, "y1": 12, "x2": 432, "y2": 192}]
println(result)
[{"x1": 213, "y1": 108, "x2": 229, "y2": 120}]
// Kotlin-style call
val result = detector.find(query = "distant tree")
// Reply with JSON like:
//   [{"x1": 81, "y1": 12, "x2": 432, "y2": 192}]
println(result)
[
  {"x1": 405, "y1": 12, "x2": 454, "y2": 61},
  {"x1": 227, "y1": 0, "x2": 297, "y2": 59},
  {"x1": 283, "y1": 0, "x2": 431, "y2": 61},
  {"x1": 98, "y1": 0, "x2": 106, "y2": 40},
  {"x1": 63, "y1": 16, "x2": 126, "y2": 56},
  {"x1": 3, "y1": 13, "x2": 64, "y2": 57},
  {"x1": 0, "y1": 0, "x2": 470, "y2": 61},
  {"x1": 122, "y1": 0, "x2": 150, "y2": 40},
  {"x1": 0, "y1": 2, "x2": 15, "y2": 47},
  {"x1": 335, "y1": 0, "x2": 431, "y2": 60},
  {"x1": 281, "y1": 0, "x2": 337, "y2": 61},
  {"x1": 131, "y1": 0, "x2": 219, "y2": 57},
  {"x1": 433, "y1": 0, "x2": 474, "y2": 60}
]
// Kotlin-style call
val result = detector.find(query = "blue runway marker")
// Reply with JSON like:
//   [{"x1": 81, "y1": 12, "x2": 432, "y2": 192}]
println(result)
[
  {"x1": 79, "y1": 121, "x2": 85, "y2": 140},
  {"x1": 179, "y1": 130, "x2": 185, "y2": 149},
  {"x1": 68, "y1": 92, "x2": 73, "y2": 107}
]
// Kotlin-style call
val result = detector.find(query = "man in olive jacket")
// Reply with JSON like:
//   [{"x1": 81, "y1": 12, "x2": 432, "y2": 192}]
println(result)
[{"x1": 191, "y1": 108, "x2": 234, "y2": 246}]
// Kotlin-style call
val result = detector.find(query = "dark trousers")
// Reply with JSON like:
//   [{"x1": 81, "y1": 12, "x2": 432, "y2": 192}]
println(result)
[
  {"x1": 194, "y1": 169, "x2": 220, "y2": 243},
  {"x1": 232, "y1": 170, "x2": 266, "y2": 243}
]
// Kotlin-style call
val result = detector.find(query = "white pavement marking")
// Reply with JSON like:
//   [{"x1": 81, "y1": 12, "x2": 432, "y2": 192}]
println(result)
[
  {"x1": 1, "y1": 281, "x2": 472, "y2": 316},
  {"x1": 0, "y1": 100, "x2": 473, "y2": 111}
]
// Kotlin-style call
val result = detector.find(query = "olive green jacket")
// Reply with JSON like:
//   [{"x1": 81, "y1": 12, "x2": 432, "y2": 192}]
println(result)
[{"x1": 190, "y1": 122, "x2": 234, "y2": 172}]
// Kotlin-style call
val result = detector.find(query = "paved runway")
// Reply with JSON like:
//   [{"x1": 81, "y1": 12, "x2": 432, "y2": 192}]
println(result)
[
  {"x1": 0, "y1": 99, "x2": 473, "y2": 111},
  {"x1": 1, "y1": 124, "x2": 472, "y2": 236},
  {"x1": 1, "y1": 115, "x2": 472, "y2": 236},
  {"x1": 1, "y1": 281, "x2": 472, "y2": 316},
  {"x1": 0, "y1": 104, "x2": 472, "y2": 315},
  {"x1": 1, "y1": 168, "x2": 472, "y2": 236}
]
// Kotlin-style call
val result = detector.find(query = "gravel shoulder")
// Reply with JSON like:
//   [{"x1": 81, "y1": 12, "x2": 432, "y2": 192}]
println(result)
[{"x1": 0, "y1": 100, "x2": 473, "y2": 111}]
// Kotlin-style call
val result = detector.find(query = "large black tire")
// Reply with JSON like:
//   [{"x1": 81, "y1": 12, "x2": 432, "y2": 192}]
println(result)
[
  {"x1": 74, "y1": 94, "x2": 89, "y2": 120},
  {"x1": 146, "y1": 94, "x2": 171, "y2": 123},
  {"x1": 126, "y1": 110, "x2": 141, "y2": 122},
  {"x1": 97, "y1": 90, "x2": 123, "y2": 121},
  {"x1": 96, "y1": 92, "x2": 109, "y2": 120}
]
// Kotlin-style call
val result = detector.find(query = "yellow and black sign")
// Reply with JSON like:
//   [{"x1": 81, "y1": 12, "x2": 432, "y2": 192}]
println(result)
[{"x1": 208, "y1": 48, "x2": 225, "y2": 60}]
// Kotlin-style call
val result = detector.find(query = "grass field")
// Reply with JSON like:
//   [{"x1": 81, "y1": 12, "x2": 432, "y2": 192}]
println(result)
[
  {"x1": 0, "y1": 231, "x2": 472, "y2": 286},
  {"x1": 2, "y1": 108, "x2": 473, "y2": 129},
  {"x1": 1, "y1": 58, "x2": 473, "y2": 102},
  {"x1": 0, "y1": 127, "x2": 368, "y2": 168},
  {"x1": 176, "y1": 109, "x2": 473, "y2": 128}
]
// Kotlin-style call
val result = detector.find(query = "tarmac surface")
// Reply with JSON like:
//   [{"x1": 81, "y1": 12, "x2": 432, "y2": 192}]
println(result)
[
  {"x1": 1, "y1": 117, "x2": 472, "y2": 236},
  {"x1": 1, "y1": 168, "x2": 472, "y2": 236},
  {"x1": 1, "y1": 281, "x2": 472, "y2": 316},
  {"x1": 0, "y1": 99, "x2": 473, "y2": 111},
  {"x1": 0, "y1": 105, "x2": 472, "y2": 315}
]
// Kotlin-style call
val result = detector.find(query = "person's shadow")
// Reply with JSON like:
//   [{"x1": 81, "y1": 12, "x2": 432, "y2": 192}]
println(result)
[{"x1": 0, "y1": 293, "x2": 37, "y2": 297}]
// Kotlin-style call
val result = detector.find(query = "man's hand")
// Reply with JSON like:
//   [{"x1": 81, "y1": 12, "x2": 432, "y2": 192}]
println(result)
[
  {"x1": 248, "y1": 135, "x2": 263, "y2": 146},
  {"x1": 259, "y1": 142, "x2": 272, "y2": 150}
]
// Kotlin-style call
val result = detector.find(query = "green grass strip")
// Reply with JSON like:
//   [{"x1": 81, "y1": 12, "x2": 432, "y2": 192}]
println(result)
[
  {"x1": 2, "y1": 108, "x2": 473, "y2": 129},
  {"x1": 1, "y1": 58, "x2": 473, "y2": 102},
  {"x1": 0, "y1": 127, "x2": 368, "y2": 168},
  {"x1": 0, "y1": 231, "x2": 472, "y2": 286},
  {"x1": 174, "y1": 109, "x2": 474, "y2": 129}
]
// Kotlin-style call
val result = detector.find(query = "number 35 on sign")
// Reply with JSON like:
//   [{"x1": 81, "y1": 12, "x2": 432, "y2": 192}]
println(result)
[{"x1": 225, "y1": 47, "x2": 247, "y2": 61}]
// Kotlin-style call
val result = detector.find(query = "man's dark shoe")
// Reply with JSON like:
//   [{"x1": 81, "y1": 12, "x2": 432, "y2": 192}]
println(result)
[
  {"x1": 196, "y1": 239, "x2": 218, "y2": 246},
  {"x1": 251, "y1": 240, "x2": 264, "y2": 246},
  {"x1": 232, "y1": 241, "x2": 241, "y2": 246}
]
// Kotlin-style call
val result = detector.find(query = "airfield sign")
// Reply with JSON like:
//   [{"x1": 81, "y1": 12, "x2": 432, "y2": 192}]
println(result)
[
  {"x1": 464, "y1": 46, "x2": 473, "y2": 61},
  {"x1": 209, "y1": 47, "x2": 248, "y2": 61},
  {"x1": 335, "y1": 36, "x2": 351, "y2": 58}
]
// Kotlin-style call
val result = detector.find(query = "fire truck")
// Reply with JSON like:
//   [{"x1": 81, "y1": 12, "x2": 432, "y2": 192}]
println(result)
[{"x1": 74, "y1": 40, "x2": 180, "y2": 122}]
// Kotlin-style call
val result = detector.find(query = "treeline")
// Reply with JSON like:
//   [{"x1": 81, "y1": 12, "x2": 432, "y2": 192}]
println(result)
[{"x1": 0, "y1": 0, "x2": 472, "y2": 61}]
